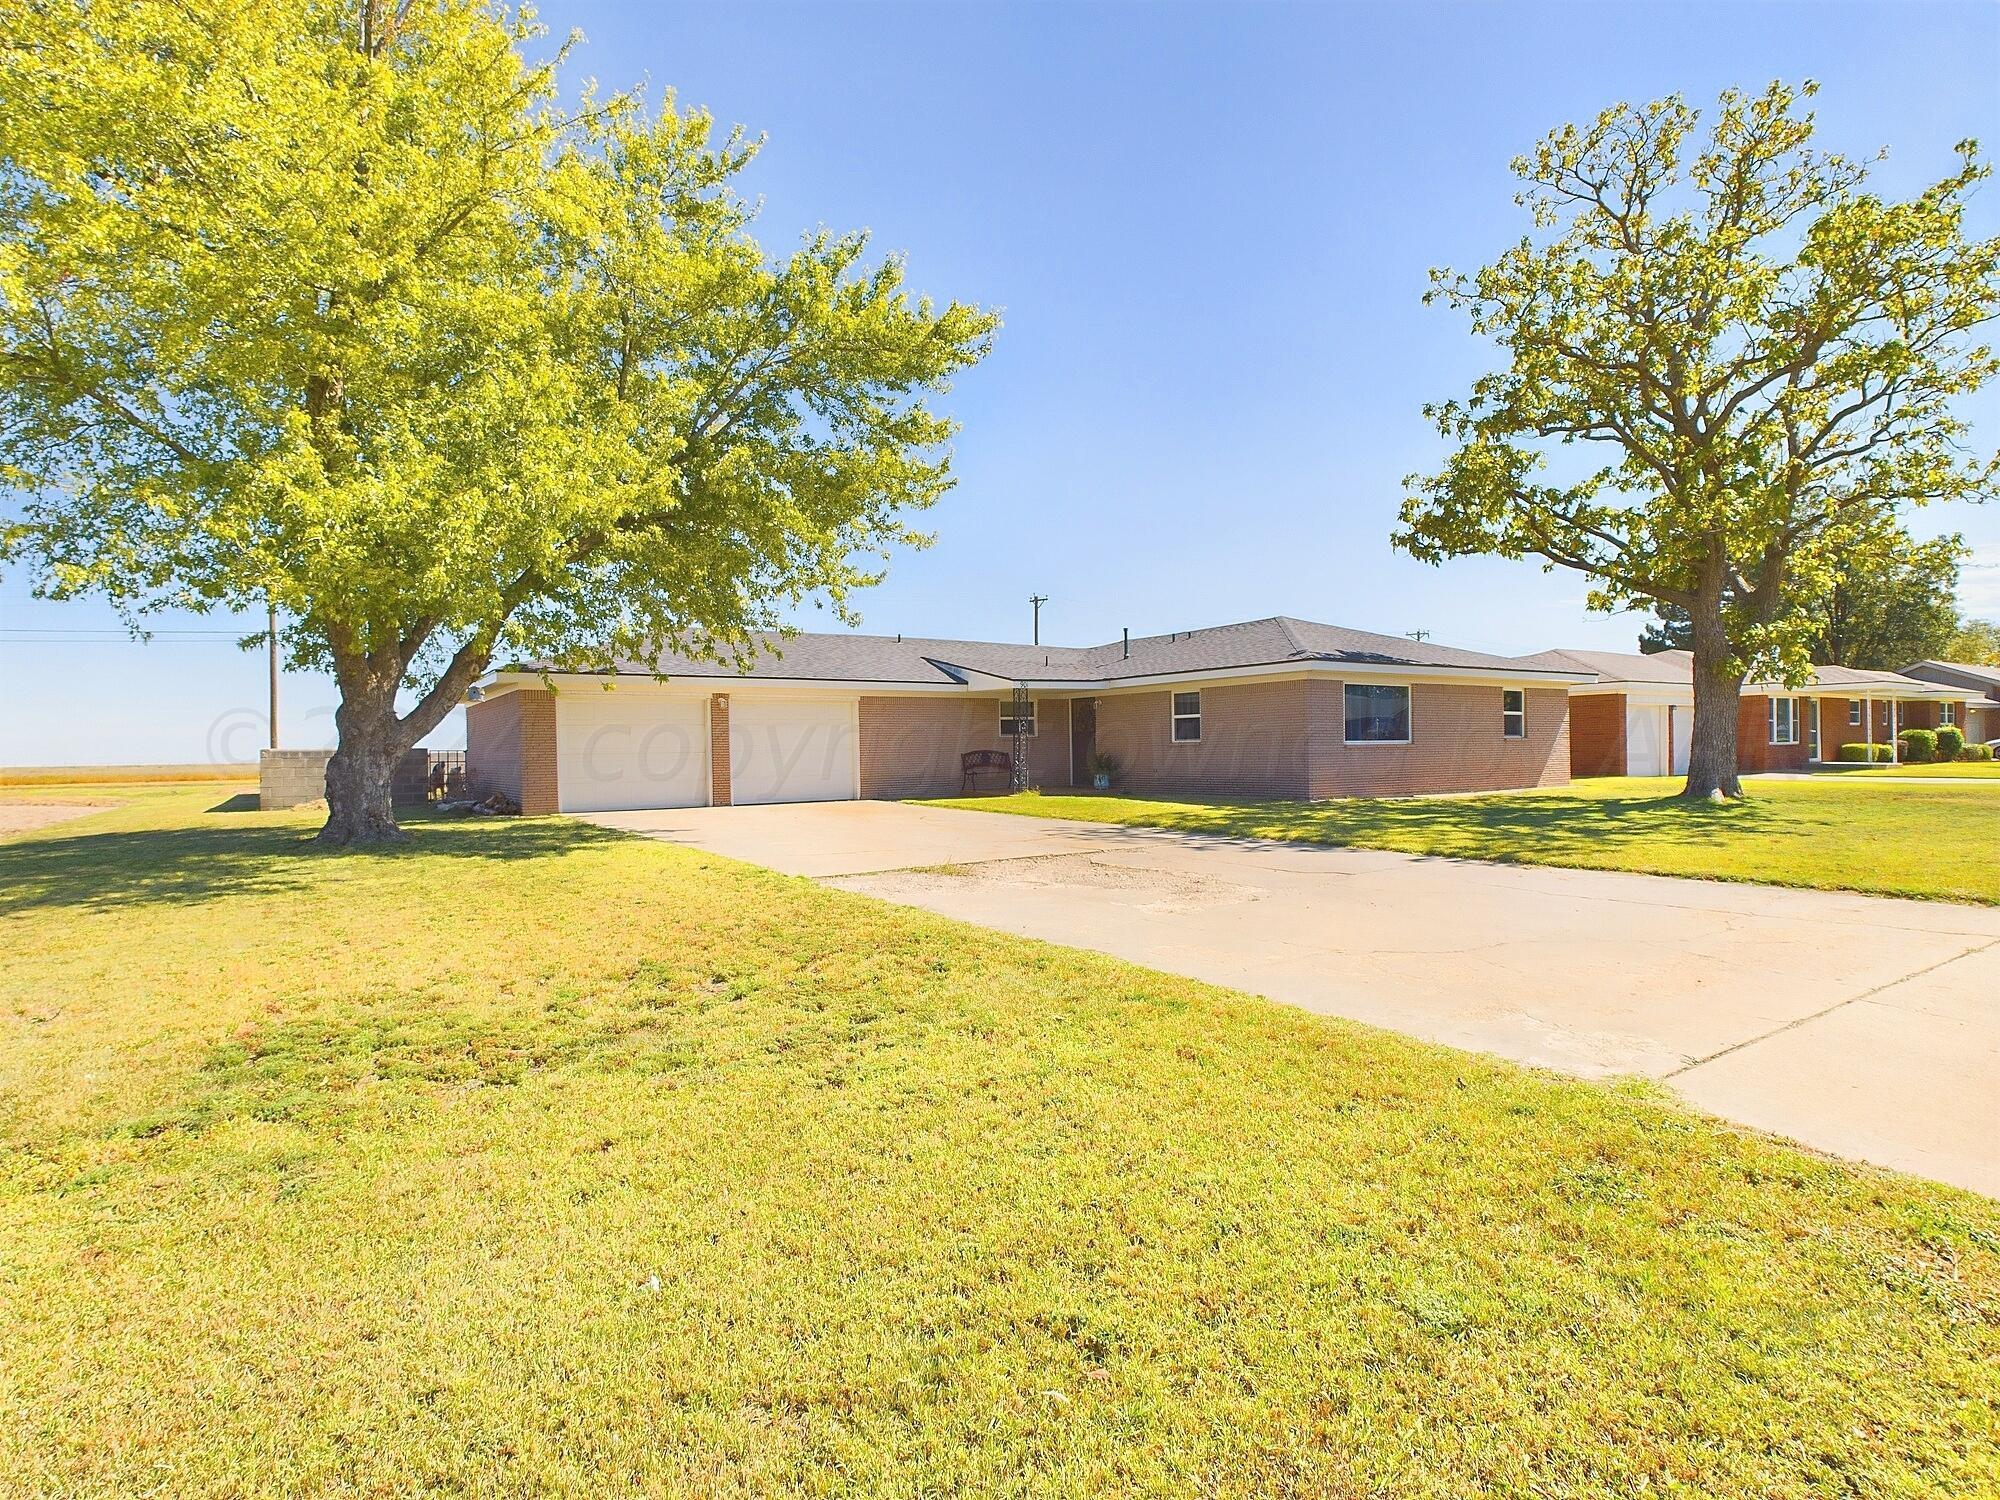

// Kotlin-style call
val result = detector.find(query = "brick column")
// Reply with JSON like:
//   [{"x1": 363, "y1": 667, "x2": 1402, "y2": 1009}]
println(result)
[
  {"x1": 709, "y1": 693, "x2": 732, "y2": 806},
  {"x1": 518, "y1": 690, "x2": 559, "y2": 814}
]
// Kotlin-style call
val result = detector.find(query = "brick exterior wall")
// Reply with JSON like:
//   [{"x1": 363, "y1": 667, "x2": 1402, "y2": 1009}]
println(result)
[
  {"x1": 708, "y1": 694, "x2": 732, "y2": 806},
  {"x1": 857, "y1": 695, "x2": 1070, "y2": 798},
  {"x1": 1094, "y1": 679, "x2": 1314, "y2": 800},
  {"x1": 466, "y1": 689, "x2": 558, "y2": 813},
  {"x1": 1736, "y1": 694, "x2": 1809, "y2": 773},
  {"x1": 1568, "y1": 692, "x2": 1628, "y2": 777},
  {"x1": 1309, "y1": 682, "x2": 1570, "y2": 798}
]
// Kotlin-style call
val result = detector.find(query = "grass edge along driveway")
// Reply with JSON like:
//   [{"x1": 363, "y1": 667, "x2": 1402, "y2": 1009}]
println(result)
[
  {"x1": 1, "y1": 784, "x2": 1997, "y2": 1496},
  {"x1": 929, "y1": 776, "x2": 2000, "y2": 904}
]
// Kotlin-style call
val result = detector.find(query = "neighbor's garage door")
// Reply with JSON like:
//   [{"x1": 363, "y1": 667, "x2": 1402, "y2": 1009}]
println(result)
[
  {"x1": 556, "y1": 693, "x2": 707, "y2": 812},
  {"x1": 731, "y1": 698, "x2": 857, "y2": 804}
]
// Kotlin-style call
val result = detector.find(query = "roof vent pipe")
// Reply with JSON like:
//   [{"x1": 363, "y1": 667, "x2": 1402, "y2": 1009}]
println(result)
[{"x1": 1123, "y1": 628, "x2": 1130, "y2": 659}]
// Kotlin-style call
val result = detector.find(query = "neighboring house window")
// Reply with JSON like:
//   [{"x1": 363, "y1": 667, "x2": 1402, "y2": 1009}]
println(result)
[
  {"x1": 1770, "y1": 697, "x2": 1798, "y2": 745},
  {"x1": 999, "y1": 701, "x2": 1036, "y2": 738},
  {"x1": 1345, "y1": 683, "x2": 1411, "y2": 744},
  {"x1": 1941, "y1": 702, "x2": 1956, "y2": 726},
  {"x1": 1171, "y1": 691, "x2": 1202, "y2": 742},
  {"x1": 1502, "y1": 688, "x2": 1526, "y2": 739},
  {"x1": 1848, "y1": 700, "x2": 1861, "y2": 726}
]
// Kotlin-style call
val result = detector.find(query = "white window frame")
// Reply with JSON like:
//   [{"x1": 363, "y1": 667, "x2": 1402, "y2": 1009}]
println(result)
[
  {"x1": 1344, "y1": 682, "x2": 1413, "y2": 746},
  {"x1": 1769, "y1": 696, "x2": 1798, "y2": 746},
  {"x1": 1170, "y1": 690, "x2": 1202, "y2": 743},
  {"x1": 1501, "y1": 688, "x2": 1526, "y2": 740},
  {"x1": 998, "y1": 701, "x2": 1037, "y2": 738},
  {"x1": 1848, "y1": 699, "x2": 1862, "y2": 726},
  {"x1": 1941, "y1": 702, "x2": 1956, "y2": 726}
]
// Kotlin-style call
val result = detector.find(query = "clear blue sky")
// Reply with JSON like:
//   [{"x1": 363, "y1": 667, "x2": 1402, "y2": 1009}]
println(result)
[{"x1": 4, "y1": 0, "x2": 1997, "y2": 764}]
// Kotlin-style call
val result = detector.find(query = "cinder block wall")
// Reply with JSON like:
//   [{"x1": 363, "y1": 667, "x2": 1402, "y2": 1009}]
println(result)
[
  {"x1": 1310, "y1": 682, "x2": 1569, "y2": 798},
  {"x1": 1567, "y1": 692, "x2": 1628, "y2": 777},
  {"x1": 259, "y1": 749, "x2": 331, "y2": 809},
  {"x1": 1094, "y1": 680, "x2": 1313, "y2": 800},
  {"x1": 858, "y1": 696, "x2": 1068, "y2": 798}
]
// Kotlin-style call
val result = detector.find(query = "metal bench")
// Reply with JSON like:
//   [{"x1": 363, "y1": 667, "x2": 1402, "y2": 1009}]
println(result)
[{"x1": 960, "y1": 749, "x2": 1013, "y2": 793}]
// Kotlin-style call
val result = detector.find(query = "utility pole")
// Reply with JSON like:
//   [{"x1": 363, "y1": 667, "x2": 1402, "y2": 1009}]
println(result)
[
  {"x1": 1030, "y1": 593, "x2": 1048, "y2": 645},
  {"x1": 267, "y1": 598, "x2": 279, "y2": 750},
  {"x1": 1407, "y1": 628, "x2": 1432, "y2": 643}
]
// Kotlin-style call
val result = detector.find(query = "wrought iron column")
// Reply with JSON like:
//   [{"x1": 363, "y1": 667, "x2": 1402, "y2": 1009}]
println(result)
[{"x1": 1010, "y1": 684, "x2": 1031, "y2": 792}]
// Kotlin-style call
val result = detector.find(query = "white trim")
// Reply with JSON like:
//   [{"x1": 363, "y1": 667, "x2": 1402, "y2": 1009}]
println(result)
[
  {"x1": 1343, "y1": 682, "x2": 1413, "y2": 746},
  {"x1": 1169, "y1": 689, "x2": 1202, "y2": 745},
  {"x1": 1501, "y1": 687, "x2": 1526, "y2": 739},
  {"x1": 1769, "y1": 696, "x2": 1799, "y2": 746}
]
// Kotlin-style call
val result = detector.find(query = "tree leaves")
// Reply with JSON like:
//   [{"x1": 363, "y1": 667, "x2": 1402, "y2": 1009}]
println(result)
[{"x1": 1396, "y1": 81, "x2": 2000, "y2": 689}]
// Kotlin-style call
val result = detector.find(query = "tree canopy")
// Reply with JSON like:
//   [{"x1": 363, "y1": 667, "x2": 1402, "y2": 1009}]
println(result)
[
  {"x1": 0, "y1": 0, "x2": 996, "y2": 840},
  {"x1": 1396, "y1": 81, "x2": 2000, "y2": 795}
]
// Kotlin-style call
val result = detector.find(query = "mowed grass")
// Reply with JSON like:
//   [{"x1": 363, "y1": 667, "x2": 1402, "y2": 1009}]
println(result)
[
  {"x1": 3, "y1": 790, "x2": 1998, "y2": 1497},
  {"x1": 932, "y1": 776, "x2": 2000, "y2": 904},
  {"x1": 1837, "y1": 760, "x2": 2000, "y2": 779}
]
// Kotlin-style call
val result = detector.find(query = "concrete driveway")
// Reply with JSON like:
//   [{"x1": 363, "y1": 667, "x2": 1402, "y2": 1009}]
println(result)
[{"x1": 579, "y1": 801, "x2": 2000, "y2": 1195}]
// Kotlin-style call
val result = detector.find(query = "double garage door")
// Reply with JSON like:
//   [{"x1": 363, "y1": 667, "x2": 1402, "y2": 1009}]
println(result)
[{"x1": 555, "y1": 693, "x2": 856, "y2": 812}]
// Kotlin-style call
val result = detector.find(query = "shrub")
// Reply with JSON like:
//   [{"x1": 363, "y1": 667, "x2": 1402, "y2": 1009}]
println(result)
[
  {"x1": 1837, "y1": 743, "x2": 1896, "y2": 763},
  {"x1": 1935, "y1": 725, "x2": 1965, "y2": 759},
  {"x1": 1085, "y1": 749, "x2": 1125, "y2": 785},
  {"x1": 1960, "y1": 742, "x2": 1994, "y2": 762},
  {"x1": 1897, "y1": 728, "x2": 1937, "y2": 763}
]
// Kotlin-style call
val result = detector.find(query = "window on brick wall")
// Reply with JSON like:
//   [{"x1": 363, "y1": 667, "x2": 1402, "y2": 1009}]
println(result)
[
  {"x1": 1345, "y1": 683, "x2": 1411, "y2": 743},
  {"x1": 1501, "y1": 688, "x2": 1526, "y2": 739},
  {"x1": 998, "y1": 701, "x2": 1037, "y2": 738},
  {"x1": 1941, "y1": 702, "x2": 1957, "y2": 726},
  {"x1": 1849, "y1": 699, "x2": 1862, "y2": 726},
  {"x1": 1170, "y1": 691, "x2": 1202, "y2": 742},
  {"x1": 1770, "y1": 697, "x2": 1798, "y2": 745}
]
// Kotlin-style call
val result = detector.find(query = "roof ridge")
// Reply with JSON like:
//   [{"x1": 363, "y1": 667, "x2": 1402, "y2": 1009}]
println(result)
[{"x1": 1270, "y1": 615, "x2": 1308, "y2": 655}]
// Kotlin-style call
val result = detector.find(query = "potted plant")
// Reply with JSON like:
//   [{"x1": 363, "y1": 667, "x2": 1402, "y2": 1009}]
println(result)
[{"x1": 1085, "y1": 749, "x2": 1123, "y2": 792}]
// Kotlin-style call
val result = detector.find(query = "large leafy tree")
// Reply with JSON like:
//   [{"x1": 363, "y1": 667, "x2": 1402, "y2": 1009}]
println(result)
[
  {"x1": 0, "y1": 0, "x2": 995, "y2": 842},
  {"x1": 1641, "y1": 530, "x2": 1967, "y2": 667},
  {"x1": 1397, "y1": 82, "x2": 2000, "y2": 798},
  {"x1": 1944, "y1": 617, "x2": 2000, "y2": 665}
]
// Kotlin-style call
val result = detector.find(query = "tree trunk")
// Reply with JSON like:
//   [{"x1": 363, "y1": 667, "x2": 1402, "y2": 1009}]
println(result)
[
  {"x1": 1683, "y1": 596, "x2": 1745, "y2": 800},
  {"x1": 318, "y1": 683, "x2": 410, "y2": 847}
]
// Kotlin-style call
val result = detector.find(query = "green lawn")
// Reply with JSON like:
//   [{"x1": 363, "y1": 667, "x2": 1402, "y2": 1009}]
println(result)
[
  {"x1": 1833, "y1": 760, "x2": 2000, "y2": 779},
  {"x1": 4, "y1": 788, "x2": 1998, "y2": 1496},
  {"x1": 932, "y1": 776, "x2": 2000, "y2": 904}
]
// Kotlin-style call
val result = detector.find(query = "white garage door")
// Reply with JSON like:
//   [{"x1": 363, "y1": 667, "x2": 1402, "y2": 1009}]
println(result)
[
  {"x1": 731, "y1": 698, "x2": 857, "y2": 805},
  {"x1": 1625, "y1": 704, "x2": 1668, "y2": 776},
  {"x1": 556, "y1": 693, "x2": 708, "y2": 812}
]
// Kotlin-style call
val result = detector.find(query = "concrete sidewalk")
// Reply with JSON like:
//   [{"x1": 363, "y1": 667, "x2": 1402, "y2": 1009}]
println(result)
[{"x1": 581, "y1": 801, "x2": 2000, "y2": 1196}]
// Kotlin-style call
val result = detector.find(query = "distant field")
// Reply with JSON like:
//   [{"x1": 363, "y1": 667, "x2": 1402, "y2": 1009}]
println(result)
[{"x1": 0, "y1": 763, "x2": 254, "y2": 787}]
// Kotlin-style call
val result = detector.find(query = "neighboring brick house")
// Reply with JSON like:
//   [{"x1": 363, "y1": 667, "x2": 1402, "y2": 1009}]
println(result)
[
  {"x1": 1522, "y1": 648, "x2": 1978, "y2": 776},
  {"x1": 1900, "y1": 660, "x2": 2000, "y2": 747},
  {"x1": 464, "y1": 616, "x2": 1588, "y2": 813}
]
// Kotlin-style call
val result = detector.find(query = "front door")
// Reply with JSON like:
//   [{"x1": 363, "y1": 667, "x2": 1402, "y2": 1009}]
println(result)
[{"x1": 1069, "y1": 698, "x2": 1096, "y2": 786}]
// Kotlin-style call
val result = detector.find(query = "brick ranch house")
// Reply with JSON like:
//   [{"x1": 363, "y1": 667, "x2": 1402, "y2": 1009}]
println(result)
[
  {"x1": 1900, "y1": 660, "x2": 2000, "y2": 747},
  {"x1": 464, "y1": 617, "x2": 1591, "y2": 814},
  {"x1": 1519, "y1": 648, "x2": 1982, "y2": 777}
]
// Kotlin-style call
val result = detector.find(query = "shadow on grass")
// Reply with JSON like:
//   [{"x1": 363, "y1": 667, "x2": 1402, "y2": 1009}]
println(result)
[
  {"x1": 0, "y1": 812, "x2": 628, "y2": 916},
  {"x1": 207, "y1": 793, "x2": 262, "y2": 813},
  {"x1": 1044, "y1": 790, "x2": 1791, "y2": 866}
]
